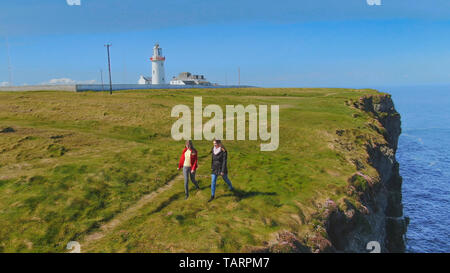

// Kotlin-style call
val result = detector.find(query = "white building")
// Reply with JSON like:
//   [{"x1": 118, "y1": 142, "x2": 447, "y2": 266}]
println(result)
[
  {"x1": 170, "y1": 72, "x2": 211, "y2": 86},
  {"x1": 151, "y1": 43, "x2": 165, "y2": 84},
  {"x1": 138, "y1": 75, "x2": 151, "y2": 85},
  {"x1": 139, "y1": 43, "x2": 213, "y2": 86}
]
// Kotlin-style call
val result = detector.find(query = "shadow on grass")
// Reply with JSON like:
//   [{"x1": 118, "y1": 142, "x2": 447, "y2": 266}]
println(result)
[
  {"x1": 215, "y1": 189, "x2": 277, "y2": 201},
  {"x1": 147, "y1": 184, "x2": 205, "y2": 215},
  {"x1": 195, "y1": 179, "x2": 278, "y2": 201},
  {"x1": 146, "y1": 187, "x2": 277, "y2": 216},
  {"x1": 149, "y1": 192, "x2": 184, "y2": 214}
]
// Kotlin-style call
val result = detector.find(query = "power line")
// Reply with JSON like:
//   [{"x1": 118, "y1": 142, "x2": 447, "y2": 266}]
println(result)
[
  {"x1": 6, "y1": 37, "x2": 13, "y2": 86},
  {"x1": 123, "y1": 56, "x2": 127, "y2": 84},
  {"x1": 100, "y1": 69, "x2": 105, "y2": 91}
]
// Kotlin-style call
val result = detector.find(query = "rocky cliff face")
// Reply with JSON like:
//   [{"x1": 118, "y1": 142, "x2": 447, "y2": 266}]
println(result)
[
  {"x1": 255, "y1": 93, "x2": 408, "y2": 254},
  {"x1": 325, "y1": 94, "x2": 407, "y2": 253}
]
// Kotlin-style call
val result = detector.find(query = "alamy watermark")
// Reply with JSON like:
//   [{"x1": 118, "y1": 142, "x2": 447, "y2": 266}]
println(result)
[
  {"x1": 171, "y1": 97, "x2": 279, "y2": 151},
  {"x1": 367, "y1": 0, "x2": 382, "y2": 6},
  {"x1": 366, "y1": 241, "x2": 381, "y2": 253},
  {"x1": 66, "y1": 0, "x2": 380, "y2": 7},
  {"x1": 66, "y1": 0, "x2": 81, "y2": 6},
  {"x1": 66, "y1": 241, "x2": 81, "y2": 253}
]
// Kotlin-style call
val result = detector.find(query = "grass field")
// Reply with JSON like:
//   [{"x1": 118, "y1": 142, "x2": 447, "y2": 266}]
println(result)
[{"x1": 0, "y1": 88, "x2": 387, "y2": 252}]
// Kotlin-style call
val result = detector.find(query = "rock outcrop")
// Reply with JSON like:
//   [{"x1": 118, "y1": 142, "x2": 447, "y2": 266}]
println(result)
[{"x1": 325, "y1": 94, "x2": 407, "y2": 252}]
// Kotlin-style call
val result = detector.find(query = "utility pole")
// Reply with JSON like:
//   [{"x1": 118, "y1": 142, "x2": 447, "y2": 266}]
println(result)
[
  {"x1": 6, "y1": 37, "x2": 13, "y2": 86},
  {"x1": 105, "y1": 44, "x2": 113, "y2": 95},
  {"x1": 238, "y1": 67, "x2": 240, "y2": 87},
  {"x1": 100, "y1": 69, "x2": 105, "y2": 91},
  {"x1": 123, "y1": 57, "x2": 127, "y2": 84}
]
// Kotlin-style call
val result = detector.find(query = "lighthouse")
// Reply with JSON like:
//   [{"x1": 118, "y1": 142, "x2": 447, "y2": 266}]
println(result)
[{"x1": 150, "y1": 43, "x2": 165, "y2": 84}]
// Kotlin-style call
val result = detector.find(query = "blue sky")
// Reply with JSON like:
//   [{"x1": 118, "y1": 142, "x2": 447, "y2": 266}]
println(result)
[{"x1": 1, "y1": 0, "x2": 450, "y2": 87}]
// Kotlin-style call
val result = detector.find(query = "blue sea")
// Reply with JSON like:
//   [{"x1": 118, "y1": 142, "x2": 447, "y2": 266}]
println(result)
[{"x1": 379, "y1": 85, "x2": 450, "y2": 253}]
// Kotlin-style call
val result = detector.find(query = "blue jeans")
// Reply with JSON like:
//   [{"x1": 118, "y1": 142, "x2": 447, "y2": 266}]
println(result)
[
  {"x1": 183, "y1": 167, "x2": 198, "y2": 197},
  {"x1": 211, "y1": 173, "x2": 233, "y2": 197}
]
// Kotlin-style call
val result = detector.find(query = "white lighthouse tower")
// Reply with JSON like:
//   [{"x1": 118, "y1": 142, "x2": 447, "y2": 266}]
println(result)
[{"x1": 150, "y1": 43, "x2": 165, "y2": 84}]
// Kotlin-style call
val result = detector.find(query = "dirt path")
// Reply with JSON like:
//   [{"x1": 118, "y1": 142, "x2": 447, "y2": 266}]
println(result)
[
  {"x1": 81, "y1": 173, "x2": 184, "y2": 247},
  {"x1": 78, "y1": 111, "x2": 267, "y2": 250}
]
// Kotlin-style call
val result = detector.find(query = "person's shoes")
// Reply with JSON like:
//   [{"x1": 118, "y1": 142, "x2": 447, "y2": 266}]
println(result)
[
  {"x1": 185, "y1": 195, "x2": 189, "y2": 200},
  {"x1": 208, "y1": 196, "x2": 215, "y2": 202},
  {"x1": 195, "y1": 183, "x2": 200, "y2": 190}
]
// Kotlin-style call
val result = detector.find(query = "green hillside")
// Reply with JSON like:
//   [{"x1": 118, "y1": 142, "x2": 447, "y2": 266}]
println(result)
[{"x1": 0, "y1": 88, "x2": 388, "y2": 252}]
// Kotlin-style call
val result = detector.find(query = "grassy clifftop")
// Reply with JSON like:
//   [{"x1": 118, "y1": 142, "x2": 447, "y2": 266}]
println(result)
[{"x1": 0, "y1": 88, "x2": 395, "y2": 252}]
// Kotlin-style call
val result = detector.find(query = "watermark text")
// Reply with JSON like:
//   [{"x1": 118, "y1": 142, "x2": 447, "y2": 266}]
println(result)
[{"x1": 171, "y1": 97, "x2": 279, "y2": 151}]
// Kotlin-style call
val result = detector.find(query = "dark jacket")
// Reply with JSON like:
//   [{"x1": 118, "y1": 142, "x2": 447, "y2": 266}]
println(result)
[{"x1": 211, "y1": 147, "x2": 228, "y2": 175}]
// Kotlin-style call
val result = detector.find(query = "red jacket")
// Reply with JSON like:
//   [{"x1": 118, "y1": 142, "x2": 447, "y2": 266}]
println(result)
[{"x1": 178, "y1": 148, "x2": 198, "y2": 171}]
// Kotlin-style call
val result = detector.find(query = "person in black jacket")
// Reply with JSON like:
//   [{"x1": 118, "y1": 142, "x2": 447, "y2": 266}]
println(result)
[{"x1": 209, "y1": 139, "x2": 234, "y2": 202}]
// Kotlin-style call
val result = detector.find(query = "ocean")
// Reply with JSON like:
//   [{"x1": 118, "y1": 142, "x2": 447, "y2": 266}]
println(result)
[{"x1": 381, "y1": 85, "x2": 450, "y2": 253}]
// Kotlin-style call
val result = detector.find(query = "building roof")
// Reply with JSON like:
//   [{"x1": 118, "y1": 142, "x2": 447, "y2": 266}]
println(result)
[{"x1": 175, "y1": 72, "x2": 206, "y2": 81}]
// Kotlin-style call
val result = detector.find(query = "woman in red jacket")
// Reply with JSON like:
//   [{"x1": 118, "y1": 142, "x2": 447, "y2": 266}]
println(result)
[{"x1": 178, "y1": 140, "x2": 199, "y2": 199}]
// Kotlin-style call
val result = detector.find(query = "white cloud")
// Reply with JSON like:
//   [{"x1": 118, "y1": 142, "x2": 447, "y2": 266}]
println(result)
[
  {"x1": 79, "y1": 80, "x2": 97, "y2": 84},
  {"x1": 66, "y1": 0, "x2": 81, "y2": 6},
  {"x1": 0, "y1": 82, "x2": 9, "y2": 87},
  {"x1": 46, "y1": 78, "x2": 76, "y2": 85},
  {"x1": 43, "y1": 78, "x2": 96, "y2": 85}
]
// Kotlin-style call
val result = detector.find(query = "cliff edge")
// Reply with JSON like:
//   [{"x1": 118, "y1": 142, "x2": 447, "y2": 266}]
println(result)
[{"x1": 325, "y1": 94, "x2": 407, "y2": 252}]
